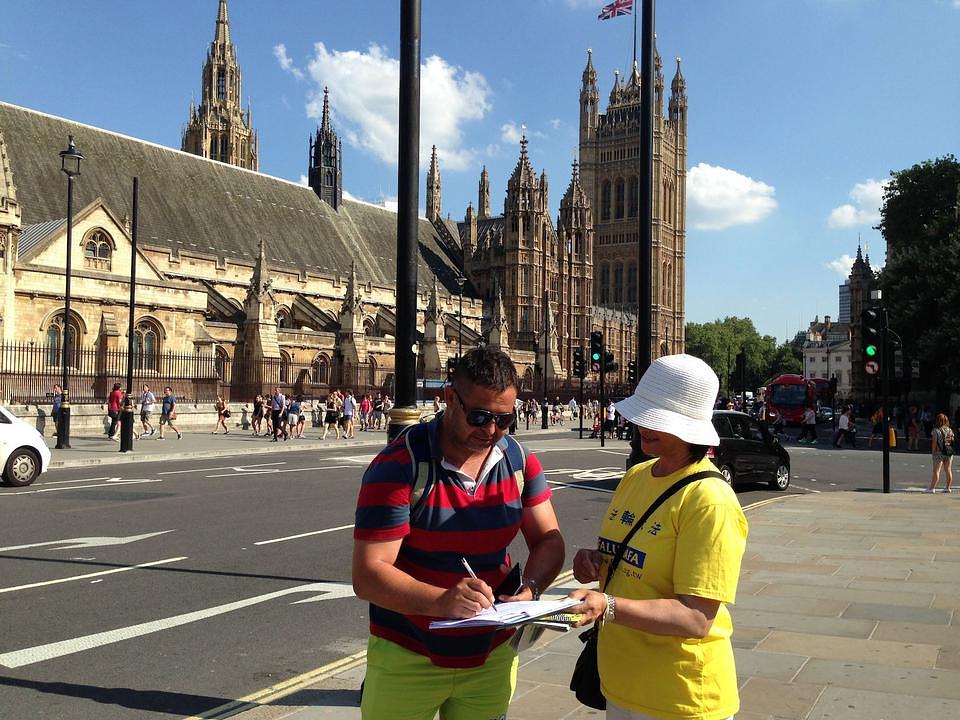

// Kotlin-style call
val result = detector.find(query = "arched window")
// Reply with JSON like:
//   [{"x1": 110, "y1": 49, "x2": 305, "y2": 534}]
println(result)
[
  {"x1": 601, "y1": 181, "x2": 611, "y2": 221},
  {"x1": 83, "y1": 230, "x2": 113, "y2": 270},
  {"x1": 613, "y1": 264, "x2": 624, "y2": 304},
  {"x1": 217, "y1": 70, "x2": 226, "y2": 100},
  {"x1": 45, "y1": 312, "x2": 82, "y2": 368},
  {"x1": 133, "y1": 319, "x2": 162, "y2": 371},
  {"x1": 209, "y1": 137, "x2": 217, "y2": 159},
  {"x1": 661, "y1": 262, "x2": 670, "y2": 306},
  {"x1": 628, "y1": 177, "x2": 639, "y2": 217},
  {"x1": 615, "y1": 179, "x2": 625, "y2": 219},
  {"x1": 214, "y1": 346, "x2": 230, "y2": 380},
  {"x1": 363, "y1": 317, "x2": 377, "y2": 337},
  {"x1": 599, "y1": 263, "x2": 610, "y2": 304},
  {"x1": 312, "y1": 354, "x2": 330, "y2": 384},
  {"x1": 279, "y1": 351, "x2": 291, "y2": 384},
  {"x1": 627, "y1": 261, "x2": 638, "y2": 303},
  {"x1": 276, "y1": 308, "x2": 292, "y2": 329}
]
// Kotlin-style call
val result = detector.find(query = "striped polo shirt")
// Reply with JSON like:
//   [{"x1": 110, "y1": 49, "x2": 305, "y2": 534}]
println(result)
[{"x1": 354, "y1": 415, "x2": 551, "y2": 668}]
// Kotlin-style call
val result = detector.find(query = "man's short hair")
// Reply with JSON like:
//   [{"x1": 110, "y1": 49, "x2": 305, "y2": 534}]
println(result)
[{"x1": 452, "y1": 346, "x2": 518, "y2": 393}]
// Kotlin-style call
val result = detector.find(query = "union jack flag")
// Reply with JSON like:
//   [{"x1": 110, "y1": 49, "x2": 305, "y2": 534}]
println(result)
[{"x1": 598, "y1": 0, "x2": 633, "y2": 21}]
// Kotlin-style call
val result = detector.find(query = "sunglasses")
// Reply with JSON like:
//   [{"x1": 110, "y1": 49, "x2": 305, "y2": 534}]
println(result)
[{"x1": 452, "y1": 387, "x2": 515, "y2": 430}]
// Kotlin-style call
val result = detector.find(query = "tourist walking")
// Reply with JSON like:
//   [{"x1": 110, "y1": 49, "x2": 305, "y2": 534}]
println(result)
[
  {"x1": 832, "y1": 406, "x2": 857, "y2": 448},
  {"x1": 797, "y1": 404, "x2": 817, "y2": 444},
  {"x1": 371, "y1": 392, "x2": 385, "y2": 429},
  {"x1": 907, "y1": 406, "x2": 922, "y2": 450},
  {"x1": 926, "y1": 413, "x2": 954, "y2": 493},
  {"x1": 212, "y1": 396, "x2": 230, "y2": 434},
  {"x1": 252, "y1": 394, "x2": 264, "y2": 436},
  {"x1": 270, "y1": 387, "x2": 287, "y2": 441},
  {"x1": 107, "y1": 382, "x2": 124, "y2": 440},
  {"x1": 140, "y1": 384, "x2": 157, "y2": 437},
  {"x1": 342, "y1": 389, "x2": 357, "y2": 438},
  {"x1": 867, "y1": 406, "x2": 884, "y2": 448},
  {"x1": 322, "y1": 393, "x2": 341, "y2": 440},
  {"x1": 158, "y1": 386, "x2": 182, "y2": 440},
  {"x1": 51, "y1": 383, "x2": 63, "y2": 436}
]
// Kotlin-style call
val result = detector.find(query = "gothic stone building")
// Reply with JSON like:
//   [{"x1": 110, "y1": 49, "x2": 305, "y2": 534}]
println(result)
[{"x1": 579, "y1": 48, "x2": 688, "y2": 358}]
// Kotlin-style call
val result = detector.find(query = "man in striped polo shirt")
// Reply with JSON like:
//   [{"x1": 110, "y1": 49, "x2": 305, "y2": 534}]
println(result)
[{"x1": 353, "y1": 347, "x2": 565, "y2": 720}]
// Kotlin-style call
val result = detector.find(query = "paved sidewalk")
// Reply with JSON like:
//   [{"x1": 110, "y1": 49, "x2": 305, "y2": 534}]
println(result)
[
  {"x1": 209, "y1": 490, "x2": 960, "y2": 720},
  {"x1": 45, "y1": 422, "x2": 583, "y2": 470}
]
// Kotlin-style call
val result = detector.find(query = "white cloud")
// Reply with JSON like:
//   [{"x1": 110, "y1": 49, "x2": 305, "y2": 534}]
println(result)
[
  {"x1": 500, "y1": 122, "x2": 523, "y2": 144},
  {"x1": 298, "y1": 174, "x2": 308, "y2": 186},
  {"x1": 827, "y1": 179, "x2": 888, "y2": 228},
  {"x1": 273, "y1": 43, "x2": 304, "y2": 81},
  {"x1": 686, "y1": 163, "x2": 777, "y2": 231},
  {"x1": 549, "y1": 118, "x2": 562, "y2": 130},
  {"x1": 299, "y1": 42, "x2": 492, "y2": 171},
  {"x1": 827, "y1": 254, "x2": 855, "y2": 277}
]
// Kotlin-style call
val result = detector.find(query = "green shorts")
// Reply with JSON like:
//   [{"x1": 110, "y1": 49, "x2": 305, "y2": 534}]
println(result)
[{"x1": 361, "y1": 635, "x2": 517, "y2": 720}]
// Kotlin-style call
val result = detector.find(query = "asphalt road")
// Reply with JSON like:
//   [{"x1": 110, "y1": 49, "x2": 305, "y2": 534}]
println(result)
[{"x1": 0, "y1": 433, "x2": 935, "y2": 719}]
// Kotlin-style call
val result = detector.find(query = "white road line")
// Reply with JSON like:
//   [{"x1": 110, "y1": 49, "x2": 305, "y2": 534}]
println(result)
[
  {"x1": 0, "y1": 581, "x2": 353, "y2": 668},
  {"x1": 546, "y1": 480, "x2": 615, "y2": 494},
  {"x1": 33, "y1": 477, "x2": 113, "y2": 486},
  {"x1": 0, "y1": 531, "x2": 174, "y2": 554},
  {"x1": 0, "y1": 557, "x2": 187, "y2": 594},
  {"x1": 158, "y1": 462, "x2": 287, "y2": 476},
  {"x1": 205, "y1": 464, "x2": 352, "y2": 479},
  {"x1": 0, "y1": 479, "x2": 162, "y2": 496},
  {"x1": 597, "y1": 449, "x2": 630, "y2": 456},
  {"x1": 254, "y1": 524, "x2": 355, "y2": 546}
]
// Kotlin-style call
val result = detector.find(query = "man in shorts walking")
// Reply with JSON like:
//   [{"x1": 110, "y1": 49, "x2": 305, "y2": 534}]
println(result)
[
  {"x1": 352, "y1": 347, "x2": 565, "y2": 719},
  {"x1": 140, "y1": 384, "x2": 157, "y2": 437},
  {"x1": 158, "y1": 386, "x2": 182, "y2": 440}
]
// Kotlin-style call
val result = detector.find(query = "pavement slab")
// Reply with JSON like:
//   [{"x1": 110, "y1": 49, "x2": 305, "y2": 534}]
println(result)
[
  {"x1": 738, "y1": 677, "x2": 825, "y2": 719},
  {"x1": 795, "y1": 658, "x2": 960, "y2": 700},
  {"x1": 806, "y1": 686, "x2": 960, "y2": 720},
  {"x1": 841, "y1": 602, "x2": 952, "y2": 625},
  {"x1": 756, "y1": 630, "x2": 940, "y2": 668}
]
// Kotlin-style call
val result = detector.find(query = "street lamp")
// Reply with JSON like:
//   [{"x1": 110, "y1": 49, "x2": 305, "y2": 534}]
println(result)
[
  {"x1": 56, "y1": 135, "x2": 83, "y2": 450},
  {"x1": 541, "y1": 229, "x2": 549, "y2": 429},
  {"x1": 455, "y1": 273, "x2": 465, "y2": 360}
]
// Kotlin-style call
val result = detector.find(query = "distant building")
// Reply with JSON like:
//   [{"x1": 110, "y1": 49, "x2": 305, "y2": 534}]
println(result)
[
  {"x1": 838, "y1": 280, "x2": 850, "y2": 323},
  {"x1": 802, "y1": 315, "x2": 851, "y2": 399},
  {"x1": 848, "y1": 245, "x2": 876, "y2": 399}
]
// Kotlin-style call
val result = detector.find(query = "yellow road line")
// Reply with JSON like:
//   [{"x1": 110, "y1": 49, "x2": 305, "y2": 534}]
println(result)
[{"x1": 743, "y1": 494, "x2": 797, "y2": 512}]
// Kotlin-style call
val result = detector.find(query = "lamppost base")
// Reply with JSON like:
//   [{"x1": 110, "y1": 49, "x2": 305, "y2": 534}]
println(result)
[
  {"x1": 541, "y1": 400, "x2": 549, "y2": 429},
  {"x1": 54, "y1": 406, "x2": 71, "y2": 449},
  {"x1": 387, "y1": 405, "x2": 424, "y2": 442},
  {"x1": 120, "y1": 405, "x2": 136, "y2": 452}
]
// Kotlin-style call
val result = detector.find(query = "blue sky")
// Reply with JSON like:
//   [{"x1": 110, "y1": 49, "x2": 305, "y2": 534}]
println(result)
[{"x1": 1, "y1": 0, "x2": 958, "y2": 342}]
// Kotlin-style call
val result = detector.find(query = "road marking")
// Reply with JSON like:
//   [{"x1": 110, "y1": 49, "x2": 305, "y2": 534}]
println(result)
[
  {"x1": 33, "y1": 476, "x2": 113, "y2": 486},
  {"x1": 598, "y1": 449, "x2": 630, "y2": 456},
  {"x1": 182, "y1": 569, "x2": 581, "y2": 720},
  {"x1": 0, "y1": 556, "x2": 187, "y2": 594},
  {"x1": 0, "y1": 531, "x2": 174, "y2": 554},
  {"x1": 254, "y1": 524, "x2": 355, "y2": 546},
  {"x1": 0, "y1": 479, "x2": 163, "y2": 496},
  {"x1": 158, "y1": 462, "x2": 286, "y2": 476},
  {"x1": 0, "y1": 581, "x2": 354, "y2": 669},
  {"x1": 204, "y1": 464, "x2": 352, "y2": 478},
  {"x1": 547, "y1": 480, "x2": 616, "y2": 494}
]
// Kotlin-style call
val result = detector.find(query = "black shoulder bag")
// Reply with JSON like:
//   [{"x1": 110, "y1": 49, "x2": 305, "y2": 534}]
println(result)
[{"x1": 570, "y1": 469, "x2": 725, "y2": 710}]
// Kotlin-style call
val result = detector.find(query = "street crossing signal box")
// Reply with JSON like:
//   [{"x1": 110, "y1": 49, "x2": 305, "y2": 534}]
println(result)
[
  {"x1": 861, "y1": 307, "x2": 883, "y2": 373},
  {"x1": 590, "y1": 331, "x2": 603, "y2": 373}
]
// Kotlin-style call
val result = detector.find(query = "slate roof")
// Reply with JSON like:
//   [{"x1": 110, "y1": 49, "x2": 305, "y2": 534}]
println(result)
[
  {"x1": 18, "y1": 218, "x2": 65, "y2": 257},
  {"x1": 0, "y1": 102, "x2": 466, "y2": 294},
  {"x1": 459, "y1": 216, "x2": 505, "y2": 253}
]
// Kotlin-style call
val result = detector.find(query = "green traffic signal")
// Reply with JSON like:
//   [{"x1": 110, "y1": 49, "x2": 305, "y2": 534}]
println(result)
[
  {"x1": 865, "y1": 345, "x2": 878, "y2": 357},
  {"x1": 591, "y1": 352, "x2": 600, "y2": 361}
]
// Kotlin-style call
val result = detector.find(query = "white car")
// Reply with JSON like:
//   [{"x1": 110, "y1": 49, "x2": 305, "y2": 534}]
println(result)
[{"x1": 0, "y1": 405, "x2": 51, "y2": 487}]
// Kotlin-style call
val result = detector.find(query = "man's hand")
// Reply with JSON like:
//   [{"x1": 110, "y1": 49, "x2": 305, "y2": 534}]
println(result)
[
  {"x1": 573, "y1": 549, "x2": 601, "y2": 583},
  {"x1": 566, "y1": 588, "x2": 607, "y2": 626},
  {"x1": 497, "y1": 585, "x2": 535, "y2": 603},
  {"x1": 434, "y1": 577, "x2": 495, "y2": 618}
]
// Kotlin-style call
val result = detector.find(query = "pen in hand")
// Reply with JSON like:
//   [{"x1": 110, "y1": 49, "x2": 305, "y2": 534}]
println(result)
[{"x1": 461, "y1": 557, "x2": 479, "y2": 579}]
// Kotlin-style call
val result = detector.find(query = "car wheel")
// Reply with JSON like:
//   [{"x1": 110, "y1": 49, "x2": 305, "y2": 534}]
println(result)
[
  {"x1": 770, "y1": 464, "x2": 790, "y2": 491},
  {"x1": 4, "y1": 448, "x2": 40, "y2": 487},
  {"x1": 719, "y1": 464, "x2": 734, "y2": 486}
]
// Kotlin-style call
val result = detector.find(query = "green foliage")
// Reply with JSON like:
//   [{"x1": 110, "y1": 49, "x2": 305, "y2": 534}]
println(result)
[
  {"x1": 878, "y1": 155, "x2": 960, "y2": 389},
  {"x1": 684, "y1": 317, "x2": 782, "y2": 394}
]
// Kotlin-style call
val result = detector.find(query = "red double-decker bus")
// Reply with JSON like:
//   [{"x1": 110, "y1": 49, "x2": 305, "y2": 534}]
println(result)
[{"x1": 765, "y1": 374, "x2": 815, "y2": 426}]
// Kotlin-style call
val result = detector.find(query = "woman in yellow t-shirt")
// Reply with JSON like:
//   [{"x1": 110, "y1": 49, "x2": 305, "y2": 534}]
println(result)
[{"x1": 569, "y1": 354, "x2": 748, "y2": 720}]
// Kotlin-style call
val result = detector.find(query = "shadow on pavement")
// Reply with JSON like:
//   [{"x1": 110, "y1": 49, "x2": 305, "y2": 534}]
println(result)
[
  {"x1": 0, "y1": 675, "x2": 231, "y2": 716},
  {"x1": 276, "y1": 688, "x2": 360, "y2": 708}
]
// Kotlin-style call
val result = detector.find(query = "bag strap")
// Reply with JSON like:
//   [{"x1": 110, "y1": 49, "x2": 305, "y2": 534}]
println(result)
[{"x1": 601, "y1": 469, "x2": 724, "y2": 593}]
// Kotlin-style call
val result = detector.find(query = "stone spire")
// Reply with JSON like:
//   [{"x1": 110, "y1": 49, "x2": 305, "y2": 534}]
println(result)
[
  {"x1": 426, "y1": 145, "x2": 441, "y2": 221},
  {"x1": 669, "y1": 57, "x2": 687, "y2": 129},
  {"x1": 309, "y1": 87, "x2": 343, "y2": 210},
  {"x1": 478, "y1": 165, "x2": 491, "y2": 219},
  {"x1": 341, "y1": 260, "x2": 362, "y2": 315},
  {"x1": 579, "y1": 49, "x2": 599, "y2": 146},
  {"x1": 181, "y1": 0, "x2": 259, "y2": 170},
  {"x1": 486, "y1": 280, "x2": 510, "y2": 350}
]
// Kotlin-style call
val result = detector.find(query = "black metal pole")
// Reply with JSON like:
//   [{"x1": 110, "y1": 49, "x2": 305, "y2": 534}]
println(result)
[
  {"x1": 541, "y1": 232, "x2": 549, "y2": 429},
  {"x1": 599, "y1": 343, "x2": 606, "y2": 448},
  {"x1": 120, "y1": 178, "x2": 139, "y2": 452},
  {"x1": 56, "y1": 174, "x2": 74, "y2": 450},
  {"x1": 388, "y1": 0, "x2": 422, "y2": 441},
  {"x1": 458, "y1": 279, "x2": 463, "y2": 359},
  {"x1": 579, "y1": 374, "x2": 584, "y2": 440},
  {"x1": 628, "y1": 0, "x2": 655, "y2": 470},
  {"x1": 881, "y1": 306, "x2": 891, "y2": 493}
]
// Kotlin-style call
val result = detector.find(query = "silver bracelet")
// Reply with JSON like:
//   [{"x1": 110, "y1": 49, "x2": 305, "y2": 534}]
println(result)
[{"x1": 603, "y1": 593, "x2": 616, "y2": 624}]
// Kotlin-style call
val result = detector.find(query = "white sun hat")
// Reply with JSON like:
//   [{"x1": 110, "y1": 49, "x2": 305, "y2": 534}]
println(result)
[{"x1": 613, "y1": 354, "x2": 720, "y2": 446}]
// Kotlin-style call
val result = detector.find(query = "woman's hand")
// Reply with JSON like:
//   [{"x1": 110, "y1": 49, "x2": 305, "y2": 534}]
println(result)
[
  {"x1": 566, "y1": 588, "x2": 608, "y2": 627},
  {"x1": 573, "y1": 549, "x2": 602, "y2": 584}
]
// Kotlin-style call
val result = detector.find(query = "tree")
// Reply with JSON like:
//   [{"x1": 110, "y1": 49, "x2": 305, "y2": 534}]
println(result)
[
  {"x1": 685, "y1": 317, "x2": 780, "y2": 395},
  {"x1": 878, "y1": 155, "x2": 960, "y2": 397}
]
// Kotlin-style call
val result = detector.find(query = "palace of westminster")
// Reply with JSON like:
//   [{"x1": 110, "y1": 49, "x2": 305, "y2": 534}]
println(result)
[{"x1": 0, "y1": 0, "x2": 688, "y2": 402}]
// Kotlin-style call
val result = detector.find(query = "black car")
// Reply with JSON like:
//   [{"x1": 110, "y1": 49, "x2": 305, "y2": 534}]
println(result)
[{"x1": 709, "y1": 410, "x2": 791, "y2": 490}]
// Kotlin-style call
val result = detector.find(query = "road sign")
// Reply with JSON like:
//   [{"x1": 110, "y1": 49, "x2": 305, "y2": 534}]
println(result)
[
  {"x1": 865, "y1": 360, "x2": 879, "y2": 376},
  {"x1": 911, "y1": 359, "x2": 920, "y2": 379}
]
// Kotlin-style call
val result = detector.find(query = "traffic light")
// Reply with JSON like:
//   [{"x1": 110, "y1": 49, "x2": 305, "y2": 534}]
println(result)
[
  {"x1": 589, "y1": 331, "x2": 603, "y2": 373},
  {"x1": 603, "y1": 351, "x2": 618, "y2": 374},
  {"x1": 572, "y1": 347, "x2": 586, "y2": 379},
  {"x1": 627, "y1": 360, "x2": 638, "y2": 384},
  {"x1": 446, "y1": 356, "x2": 458, "y2": 383},
  {"x1": 861, "y1": 306, "x2": 883, "y2": 373},
  {"x1": 829, "y1": 375, "x2": 838, "y2": 396}
]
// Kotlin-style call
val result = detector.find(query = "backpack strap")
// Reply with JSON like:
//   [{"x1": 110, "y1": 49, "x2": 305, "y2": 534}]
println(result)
[
  {"x1": 601, "y1": 469, "x2": 725, "y2": 593},
  {"x1": 501, "y1": 434, "x2": 527, "y2": 498}
]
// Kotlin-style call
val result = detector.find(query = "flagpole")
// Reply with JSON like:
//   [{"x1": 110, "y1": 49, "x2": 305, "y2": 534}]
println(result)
[{"x1": 632, "y1": 4, "x2": 637, "y2": 69}]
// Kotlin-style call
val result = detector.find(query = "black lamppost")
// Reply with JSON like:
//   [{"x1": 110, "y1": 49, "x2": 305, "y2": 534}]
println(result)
[
  {"x1": 541, "y1": 232, "x2": 549, "y2": 429},
  {"x1": 55, "y1": 136, "x2": 83, "y2": 450},
  {"x1": 456, "y1": 274, "x2": 465, "y2": 359}
]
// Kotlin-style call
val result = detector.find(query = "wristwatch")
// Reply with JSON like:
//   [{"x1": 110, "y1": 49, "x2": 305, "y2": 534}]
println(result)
[
  {"x1": 523, "y1": 577, "x2": 542, "y2": 600},
  {"x1": 603, "y1": 593, "x2": 617, "y2": 624}
]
